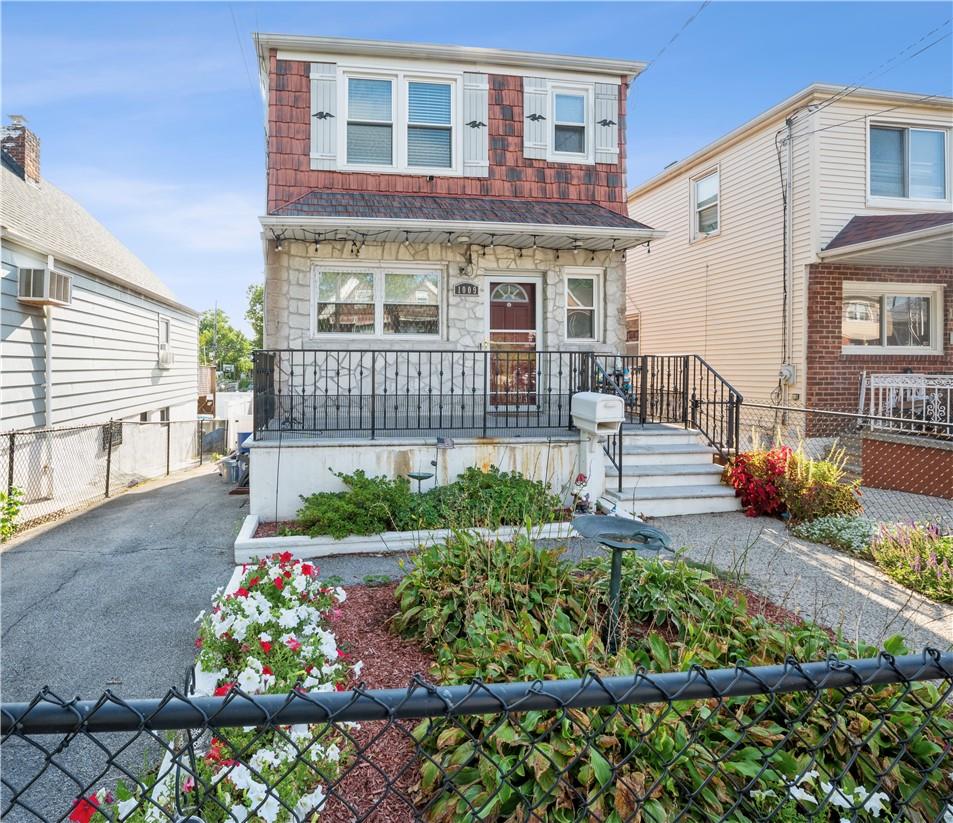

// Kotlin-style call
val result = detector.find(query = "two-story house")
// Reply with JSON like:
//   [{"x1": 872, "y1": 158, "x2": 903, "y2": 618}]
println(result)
[
  {"x1": 626, "y1": 84, "x2": 953, "y2": 417},
  {"x1": 247, "y1": 34, "x2": 746, "y2": 523}
]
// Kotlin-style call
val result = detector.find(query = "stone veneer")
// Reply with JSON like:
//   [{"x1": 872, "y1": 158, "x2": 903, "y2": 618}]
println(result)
[{"x1": 264, "y1": 239, "x2": 627, "y2": 353}]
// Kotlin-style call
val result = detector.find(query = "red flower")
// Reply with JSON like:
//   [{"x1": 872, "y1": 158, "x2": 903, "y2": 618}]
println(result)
[
  {"x1": 285, "y1": 636, "x2": 302, "y2": 652},
  {"x1": 259, "y1": 639, "x2": 272, "y2": 654},
  {"x1": 262, "y1": 665, "x2": 273, "y2": 676},
  {"x1": 213, "y1": 683, "x2": 235, "y2": 697},
  {"x1": 283, "y1": 569, "x2": 292, "y2": 579},
  {"x1": 182, "y1": 776, "x2": 195, "y2": 794},
  {"x1": 205, "y1": 738, "x2": 225, "y2": 763},
  {"x1": 335, "y1": 683, "x2": 346, "y2": 691},
  {"x1": 300, "y1": 563, "x2": 315, "y2": 577},
  {"x1": 248, "y1": 575, "x2": 260, "y2": 588},
  {"x1": 279, "y1": 551, "x2": 294, "y2": 564},
  {"x1": 69, "y1": 795, "x2": 99, "y2": 823},
  {"x1": 336, "y1": 650, "x2": 350, "y2": 660},
  {"x1": 234, "y1": 587, "x2": 249, "y2": 599},
  {"x1": 273, "y1": 577, "x2": 284, "y2": 591}
]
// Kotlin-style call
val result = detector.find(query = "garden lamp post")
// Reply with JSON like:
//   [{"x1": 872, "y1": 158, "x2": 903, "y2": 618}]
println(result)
[{"x1": 571, "y1": 515, "x2": 673, "y2": 654}]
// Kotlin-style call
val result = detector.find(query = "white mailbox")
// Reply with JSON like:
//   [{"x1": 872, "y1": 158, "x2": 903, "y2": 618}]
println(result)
[{"x1": 571, "y1": 392, "x2": 625, "y2": 436}]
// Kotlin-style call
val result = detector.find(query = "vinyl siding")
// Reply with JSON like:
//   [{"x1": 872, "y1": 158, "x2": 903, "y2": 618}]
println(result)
[
  {"x1": 1, "y1": 256, "x2": 46, "y2": 429},
  {"x1": 0, "y1": 240, "x2": 198, "y2": 430},
  {"x1": 813, "y1": 97, "x2": 953, "y2": 249},
  {"x1": 627, "y1": 112, "x2": 813, "y2": 403}
]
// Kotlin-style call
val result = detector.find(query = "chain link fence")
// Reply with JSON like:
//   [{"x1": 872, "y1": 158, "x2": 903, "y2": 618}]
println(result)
[
  {"x1": 738, "y1": 403, "x2": 953, "y2": 528},
  {"x1": 1, "y1": 651, "x2": 950, "y2": 822},
  {"x1": 1, "y1": 419, "x2": 227, "y2": 534}
]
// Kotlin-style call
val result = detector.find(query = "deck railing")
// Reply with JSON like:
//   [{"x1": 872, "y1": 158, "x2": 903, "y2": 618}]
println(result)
[
  {"x1": 860, "y1": 372, "x2": 953, "y2": 439},
  {"x1": 253, "y1": 349, "x2": 743, "y2": 459}
]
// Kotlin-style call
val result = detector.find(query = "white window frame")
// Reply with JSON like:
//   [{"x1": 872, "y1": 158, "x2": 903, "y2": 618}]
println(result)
[
  {"x1": 841, "y1": 281, "x2": 944, "y2": 355},
  {"x1": 690, "y1": 166, "x2": 720, "y2": 241},
  {"x1": 336, "y1": 68, "x2": 462, "y2": 176},
  {"x1": 866, "y1": 119, "x2": 952, "y2": 210},
  {"x1": 563, "y1": 268, "x2": 602, "y2": 342},
  {"x1": 310, "y1": 262, "x2": 444, "y2": 340},
  {"x1": 547, "y1": 83, "x2": 593, "y2": 164}
]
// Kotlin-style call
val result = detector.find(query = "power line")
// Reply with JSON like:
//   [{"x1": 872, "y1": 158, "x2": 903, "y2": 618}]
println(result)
[
  {"x1": 638, "y1": 0, "x2": 712, "y2": 79},
  {"x1": 805, "y1": 18, "x2": 951, "y2": 117},
  {"x1": 790, "y1": 91, "x2": 947, "y2": 142},
  {"x1": 229, "y1": 3, "x2": 257, "y2": 96}
]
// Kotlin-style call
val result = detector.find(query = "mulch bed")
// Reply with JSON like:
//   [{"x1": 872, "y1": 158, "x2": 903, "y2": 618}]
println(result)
[
  {"x1": 253, "y1": 520, "x2": 301, "y2": 538},
  {"x1": 322, "y1": 583, "x2": 434, "y2": 823},
  {"x1": 711, "y1": 579, "x2": 807, "y2": 627}
]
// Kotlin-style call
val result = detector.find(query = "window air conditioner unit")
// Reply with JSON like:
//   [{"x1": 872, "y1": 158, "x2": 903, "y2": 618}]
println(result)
[
  {"x1": 158, "y1": 343, "x2": 175, "y2": 369},
  {"x1": 17, "y1": 267, "x2": 72, "y2": 306}
]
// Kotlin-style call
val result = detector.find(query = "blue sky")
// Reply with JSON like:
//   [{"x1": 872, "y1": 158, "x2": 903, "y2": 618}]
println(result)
[{"x1": 3, "y1": 2, "x2": 951, "y2": 333}]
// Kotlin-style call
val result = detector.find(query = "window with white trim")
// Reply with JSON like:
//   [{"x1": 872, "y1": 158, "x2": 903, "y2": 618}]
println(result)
[
  {"x1": 553, "y1": 91, "x2": 587, "y2": 156},
  {"x1": 841, "y1": 282, "x2": 943, "y2": 353},
  {"x1": 691, "y1": 169, "x2": 720, "y2": 238},
  {"x1": 565, "y1": 274, "x2": 599, "y2": 340},
  {"x1": 313, "y1": 266, "x2": 441, "y2": 337},
  {"x1": 342, "y1": 72, "x2": 456, "y2": 172},
  {"x1": 870, "y1": 124, "x2": 949, "y2": 201}
]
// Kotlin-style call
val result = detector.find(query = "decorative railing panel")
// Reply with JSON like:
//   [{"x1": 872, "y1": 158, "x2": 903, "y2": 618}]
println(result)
[{"x1": 860, "y1": 373, "x2": 953, "y2": 439}]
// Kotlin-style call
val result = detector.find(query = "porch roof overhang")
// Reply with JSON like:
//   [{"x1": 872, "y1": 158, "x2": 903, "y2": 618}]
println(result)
[
  {"x1": 818, "y1": 213, "x2": 953, "y2": 267},
  {"x1": 260, "y1": 192, "x2": 664, "y2": 252}
]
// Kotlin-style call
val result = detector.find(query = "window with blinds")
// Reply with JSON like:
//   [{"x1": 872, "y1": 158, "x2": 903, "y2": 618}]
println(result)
[
  {"x1": 870, "y1": 125, "x2": 948, "y2": 201},
  {"x1": 346, "y1": 78, "x2": 393, "y2": 166},
  {"x1": 407, "y1": 82, "x2": 452, "y2": 168}
]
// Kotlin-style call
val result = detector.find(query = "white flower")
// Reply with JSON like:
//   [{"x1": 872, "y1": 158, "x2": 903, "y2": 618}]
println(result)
[
  {"x1": 237, "y1": 666, "x2": 261, "y2": 693},
  {"x1": 259, "y1": 631, "x2": 272, "y2": 643},
  {"x1": 796, "y1": 770, "x2": 819, "y2": 785},
  {"x1": 820, "y1": 781, "x2": 853, "y2": 810},
  {"x1": 789, "y1": 785, "x2": 818, "y2": 805},
  {"x1": 116, "y1": 797, "x2": 139, "y2": 819},
  {"x1": 858, "y1": 789, "x2": 889, "y2": 818},
  {"x1": 352, "y1": 661, "x2": 364, "y2": 678},
  {"x1": 295, "y1": 785, "x2": 327, "y2": 816},
  {"x1": 289, "y1": 723, "x2": 312, "y2": 742},
  {"x1": 228, "y1": 804, "x2": 248, "y2": 822},
  {"x1": 256, "y1": 793, "x2": 281, "y2": 823},
  {"x1": 334, "y1": 586, "x2": 347, "y2": 603},
  {"x1": 193, "y1": 610, "x2": 206, "y2": 624},
  {"x1": 250, "y1": 748, "x2": 281, "y2": 771}
]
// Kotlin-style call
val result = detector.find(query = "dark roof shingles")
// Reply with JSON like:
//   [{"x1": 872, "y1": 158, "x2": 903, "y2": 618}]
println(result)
[
  {"x1": 825, "y1": 212, "x2": 953, "y2": 250},
  {"x1": 273, "y1": 191, "x2": 652, "y2": 230}
]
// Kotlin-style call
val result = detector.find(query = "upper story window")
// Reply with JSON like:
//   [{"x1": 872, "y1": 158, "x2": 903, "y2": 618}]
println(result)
[
  {"x1": 553, "y1": 92, "x2": 587, "y2": 156},
  {"x1": 346, "y1": 78, "x2": 394, "y2": 166},
  {"x1": 691, "y1": 168, "x2": 720, "y2": 239},
  {"x1": 870, "y1": 124, "x2": 949, "y2": 202},
  {"x1": 341, "y1": 72, "x2": 456, "y2": 173},
  {"x1": 841, "y1": 281, "x2": 943, "y2": 354}
]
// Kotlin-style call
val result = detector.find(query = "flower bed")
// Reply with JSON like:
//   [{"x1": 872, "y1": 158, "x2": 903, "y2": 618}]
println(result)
[
  {"x1": 791, "y1": 516, "x2": 953, "y2": 603},
  {"x1": 71, "y1": 552, "x2": 360, "y2": 823}
]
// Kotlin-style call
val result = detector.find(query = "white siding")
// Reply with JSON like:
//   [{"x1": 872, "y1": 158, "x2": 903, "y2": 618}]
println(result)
[
  {"x1": 0, "y1": 240, "x2": 198, "y2": 430},
  {"x1": 628, "y1": 113, "x2": 813, "y2": 403},
  {"x1": 1, "y1": 249, "x2": 46, "y2": 429},
  {"x1": 812, "y1": 98, "x2": 953, "y2": 249}
]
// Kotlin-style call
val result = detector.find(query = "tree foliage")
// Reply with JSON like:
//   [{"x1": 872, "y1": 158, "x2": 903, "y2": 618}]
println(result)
[
  {"x1": 245, "y1": 283, "x2": 263, "y2": 350},
  {"x1": 199, "y1": 308, "x2": 252, "y2": 377}
]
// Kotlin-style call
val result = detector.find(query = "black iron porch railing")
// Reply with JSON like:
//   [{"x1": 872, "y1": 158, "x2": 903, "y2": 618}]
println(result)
[{"x1": 253, "y1": 349, "x2": 743, "y2": 458}]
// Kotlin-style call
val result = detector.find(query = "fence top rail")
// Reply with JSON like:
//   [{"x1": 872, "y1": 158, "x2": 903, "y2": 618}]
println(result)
[
  {"x1": 255, "y1": 348, "x2": 619, "y2": 356},
  {"x1": 689, "y1": 354, "x2": 744, "y2": 400},
  {"x1": 742, "y1": 401, "x2": 953, "y2": 430},
  {"x1": 0, "y1": 419, "x2": 227, "y2": 438},
  {"x1": 3, "y1": 650, "x2": 948, "y2": 737}
]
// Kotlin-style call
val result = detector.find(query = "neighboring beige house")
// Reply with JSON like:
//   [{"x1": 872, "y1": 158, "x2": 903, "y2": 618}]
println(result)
[{"x1": 627, "y1": 84, "x2": 953, "y2": 410}]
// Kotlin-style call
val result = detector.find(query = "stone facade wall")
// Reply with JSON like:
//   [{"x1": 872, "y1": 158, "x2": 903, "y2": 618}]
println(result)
[
  {"x1": 266, "y1": 55, "x2": 628, "y2": 214},
  {"x1": 806, "y1": 263, "x2": 953, "y2": 411},
  {"x1": 264, "y1": 238, "x2": 627, "y2": 354}
]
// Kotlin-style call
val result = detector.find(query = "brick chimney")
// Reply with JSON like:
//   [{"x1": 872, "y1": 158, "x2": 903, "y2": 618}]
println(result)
[{"x1": 2, "y1": 115, "x2": 40, "y2": 183}]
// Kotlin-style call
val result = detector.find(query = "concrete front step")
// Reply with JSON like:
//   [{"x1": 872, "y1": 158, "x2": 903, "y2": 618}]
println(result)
[
  {"x1": 619, "y1": 423, "x2": 702, "y2": 446},
  {"x1": 619, "y1": 443, "x2": 717, "y2": 464},
  {"x1": 605, "y1": 484, "x2": 742, "y2": 517},
  {"x1": 605, "y1": 460, "x2": 725, "y2": 487}
]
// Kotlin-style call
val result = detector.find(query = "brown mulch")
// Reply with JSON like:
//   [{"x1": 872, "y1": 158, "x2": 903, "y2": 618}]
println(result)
[
  {"x1": 321, "y1": 583, "x2": 434, "y2": 823},
  {"x1": 711, "y1": 578, "x2": 807, "y2": 627},
  {"x1": 253, "y1": 520, "x2": 301, "y2": 538}
]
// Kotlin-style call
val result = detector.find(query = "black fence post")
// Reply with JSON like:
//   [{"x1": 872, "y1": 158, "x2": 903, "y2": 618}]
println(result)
[
  {"x1": 7, "y1": 432, "x2": 14, "y2": 496},
  {"x1": 104, "y1": 420, "x2": 113, "y2": 498},
  {"x1": 370, "y1": 351, "x2": 377, "y2": 441},
  {"x1": 639, "y1": 357, "x2": 648, "y2": 425},
  {"x1": 681, "y1": 357, "x2": 690, "y2": 427},
  {"x1": 482, "y1": 350, "x2": 488, "y2": 438}
]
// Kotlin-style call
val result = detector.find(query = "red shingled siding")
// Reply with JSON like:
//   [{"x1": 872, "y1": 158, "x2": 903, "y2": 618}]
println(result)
[
  {"x1": 266, "y1": 51, "x2": 628, "y2": 214},
  {"x1": 805, "y1": 263, "x2": 953, "y2": 411}
]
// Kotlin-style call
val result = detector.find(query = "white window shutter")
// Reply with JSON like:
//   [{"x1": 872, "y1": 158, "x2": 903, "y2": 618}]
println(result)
[
  {"x1": 310, "y1": 62, "x2": 337, "y2": 170},
  {"x1": 523, "y1": 77, "x2": 548, "y2": 159},
  {"x1": 594, "y1": 83, "x2": 619, "y2": 164},
  {"x1": 462, "y1": 72, "x2": 489, "y2": 177}
]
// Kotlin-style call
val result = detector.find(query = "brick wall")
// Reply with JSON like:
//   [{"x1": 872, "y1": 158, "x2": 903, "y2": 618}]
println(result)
[
  {"x1": 861, "y1": 435, "x2": 953, "y2": 498},
  {"x1": 266, "y1": 52, "x2": 628, "y2": 214},
  {"x1": 805, "y1": 263, "x2": 953, "y2": 411}
]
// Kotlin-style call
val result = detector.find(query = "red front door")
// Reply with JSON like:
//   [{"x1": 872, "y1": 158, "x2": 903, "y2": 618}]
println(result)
[{"x1": 489, "y1": 281, "x2": 537, "y2": 406}]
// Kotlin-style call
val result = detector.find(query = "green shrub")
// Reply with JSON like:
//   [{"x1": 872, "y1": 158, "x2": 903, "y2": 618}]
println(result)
[
  {"x1": 396, "y1": 538, "x2": 953, "y2": 822},
  {"x1": 790, "y1": 515, "x2": 876, "y2": 555},
  {"x1": 294, "y1": 466, "x2": 563, "y2": 539},
  {"x1": 0, "y1": 486, "x2": 22, "y2": 542},
  {"x1": 871, "y1": 522, "x2": 953, "y2": 604}
]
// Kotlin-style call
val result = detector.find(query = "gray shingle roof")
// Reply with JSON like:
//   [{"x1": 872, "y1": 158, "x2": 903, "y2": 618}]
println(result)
[
  {"x1": 1, "y1": 159, "x2": 177, "y2": 303},
  {"x1": 825, "y1": 212, "x2": 953, "y2": 250},
  {"x1": 274, "y1": 191, "x2": 652, "y2": 230}
]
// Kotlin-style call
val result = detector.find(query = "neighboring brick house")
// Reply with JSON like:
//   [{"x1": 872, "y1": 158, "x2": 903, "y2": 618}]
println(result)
[{"x1": 626, "y1": 84, "x2": 953, "y2": 412}]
